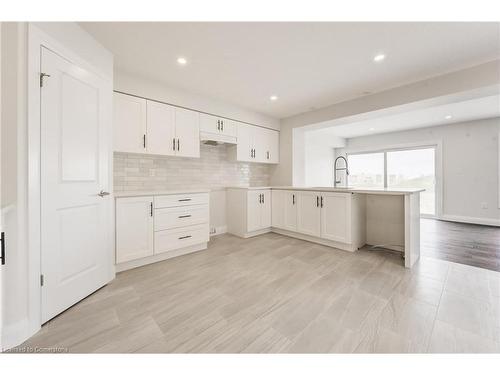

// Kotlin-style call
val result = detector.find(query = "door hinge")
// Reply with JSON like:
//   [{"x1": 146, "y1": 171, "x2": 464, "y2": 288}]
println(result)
[
  {"x1": 40, "y1": 72, "x2": 51, "y2": 87},
  {"x1": 40, "y1": 274, "x2": 44, "y2": 286}
]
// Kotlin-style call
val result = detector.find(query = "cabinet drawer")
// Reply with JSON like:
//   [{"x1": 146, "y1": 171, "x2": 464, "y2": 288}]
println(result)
[
  {"x1": 154, "y1": 224, "x2": 209, "y2": 254},
  {"x1": 154, "y1": 193, "x2": 209, "y2": 208},
  {"x1": 154, "y1": 204, "x2": 208, "y2": 231}
]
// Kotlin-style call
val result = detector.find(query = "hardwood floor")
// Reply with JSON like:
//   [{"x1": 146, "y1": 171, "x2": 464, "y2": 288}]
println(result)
[
  {"x1": 14, "y1": 232, "x2": 500, "y2": 353},
  {"x1": 421, "y1": 218, "x2": 500, "y2": 272}
]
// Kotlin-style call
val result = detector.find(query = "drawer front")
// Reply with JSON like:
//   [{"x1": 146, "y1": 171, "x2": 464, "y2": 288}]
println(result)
[
  {"x1": 154, "y1": 224, "x2": 209, "y2": 254},
  {"x1": 154, "y1": 193, "x2": 209, "y2": 208},
  {"x1": 154, "y1": 204, "x2": 208, "y2": 231}
]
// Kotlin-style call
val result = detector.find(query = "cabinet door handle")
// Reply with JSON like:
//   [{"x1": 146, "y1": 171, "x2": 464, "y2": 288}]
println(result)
[
  {"x1": 173, "y1": 138, "x2": 176, "y2": 151},
  {"x1": 177, "y1": 138, "x2": 180, "y2": 151},
  {"x1": 292, "y1": 194, "x2": 295, "y2": 205},
  {"x1": 316, "y1": 196, "x2": 319, "y2": 207},
  {"x1": 178, "y1": 214, "x2": 191, "y2": 218},
  {"x1": 262, "y1": 194, "x2": 265, "y2": 204},
  {"x1": 143, "y1": 134, "x2": 146, "y2": 149},
  {"x1": 1, "y1": 231, "x2": 5, "y2": 265},
  {"x1": 150, "y1": 202, "x2": 153, "y2": 217},
  {"x1": 221, "y1": 120, "x2": 224, "y2": 131},
  {"x1": 179, "y1": 235, "x2": 192, "y2": 240},
  {"x1": 217, "y1": 120, "x2": 220, "y2": 130},
  {"x1": 321, "y1": 196, "x2": 323, "y2": 208},
  {"x1": 258, "y1": 194, "x2": 262, "y2": 204},
  {"x1": 178, "y1": 198, "x2": 192, "y2": 202}
]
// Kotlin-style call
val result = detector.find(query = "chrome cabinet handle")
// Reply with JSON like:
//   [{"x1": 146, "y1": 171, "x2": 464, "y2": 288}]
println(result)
[
  {"x1": 217, "y1": 120, "x2": 220, "y2": 130},
  {"x1": 173, "y1": 138, "x2": 176, "y2": 150},
  {"x1": 98, "y1": 190, "x2": 110, "y2": 197},
  {"x1": 177, "y1": 138, "x2": 180, "y2": 151},
  {"x1": 179, "y1": 235, "x2": 192, "y2": 240}
]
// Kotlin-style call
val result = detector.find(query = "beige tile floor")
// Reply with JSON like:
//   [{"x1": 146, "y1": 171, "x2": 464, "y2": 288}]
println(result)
[{"x1": 16, "y1": 233, "x2": 500, "y2": 353}]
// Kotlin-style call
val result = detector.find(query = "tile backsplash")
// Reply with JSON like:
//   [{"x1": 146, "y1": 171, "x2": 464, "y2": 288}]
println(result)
[{"x1": 113, "y1": 144, "x2": 274, "y2": 191}]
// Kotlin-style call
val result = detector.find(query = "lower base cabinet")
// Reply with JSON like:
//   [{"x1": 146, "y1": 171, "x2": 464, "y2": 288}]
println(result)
[
  {"x1": 227, "y1": 188, "x2": 271, "y2": 238},
  {"x1": 115, "y1": 196, "x2": 154, "y2": 264},
  {"x1": 115, "y1": 192, "x2": 209, "y2": 271},
  {"x1": 252, "y1": 188, "x2": 365, "y2": 251}
]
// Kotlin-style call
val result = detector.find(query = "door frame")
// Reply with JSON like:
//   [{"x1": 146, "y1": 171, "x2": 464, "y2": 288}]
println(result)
[{"x1": 26, "y1": 24, "x2": 114, "y2": 340}]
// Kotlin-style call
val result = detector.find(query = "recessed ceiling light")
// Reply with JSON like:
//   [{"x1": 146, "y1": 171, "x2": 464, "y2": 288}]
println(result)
[
  {"x1": 270, "y1": 95, "x2": 278, "y2": 101},
  {"x1": 177, "y1": 57, "x2": 187, "y2": 65},
  {"x1": 369, "y1": 127, "x2": 375, "y2": 131},
  {"x1": 373, "y1": 54, "x2": 386, "y2": 62},
  {"x1": 445, "y1": 115, "x2": 452, "y2": 120}
]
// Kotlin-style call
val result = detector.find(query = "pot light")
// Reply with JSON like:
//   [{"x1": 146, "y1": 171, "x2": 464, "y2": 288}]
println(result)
[
  {"x1": 445, "y1": 115, "x2": 452, "y2": 120},
  {"x1": 177, "y1": 57, "x2": 187, "y2": 65},
  {"x1": 373, "y1": 54, "x2": 386, "y2": 62},
  {"x1": 270, "y1": 95, "x2": 278, "y2": 101}
]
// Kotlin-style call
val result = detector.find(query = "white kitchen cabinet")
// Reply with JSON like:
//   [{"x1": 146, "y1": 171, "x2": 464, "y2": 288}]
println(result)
[
  {"x1": 175, "y1": 107, "x2": 200, "y2": 158},
  {"x1": 272, "y1": 190, "x2": 297, "y2": 231},
  {"x1": 116, "y1": 192, "x2": 209, "y2": 272},
  {"x1": 262, "y1": 127, "x2": 280, "y2": 163},
  {"x1": 113, "y1": 92, "x2": 147, "y2": 153},
  {"x1": 320, "y1": 192, "x2": 352, "y2": 243},
  {"x1": 226, "y1": 188, "x2": 272, "y2": 237},
  {"x1": 235, "y1": 122, "x2": 255, "y2": 162},
  {"x1": 296, "y1": 191, "x2": 321, "y2": 237},
  {"x1": 231, "y1": 123, "x2": 279, "y2": 164},
  {"x1": 114, "y1": 92, "x2": 199, "y2": 157},
  {"x1": 115, "y1": 196, "x2": 154, "y2": 264},
  {"x1": 271, "y1": 190, "x2": 285, "y2": 228},
  {"x1": 146, "y1": 100, "x2": 176, "y2": 156},
  {"x1": 283, "y1": 190, "x2": 298, "y2": 231},
  {"x1": 199, "y1": 113, "x2": 237, "y2": 137},
  {"x1": 247, "y1": 190, "x2": 271, "y2": 232}
]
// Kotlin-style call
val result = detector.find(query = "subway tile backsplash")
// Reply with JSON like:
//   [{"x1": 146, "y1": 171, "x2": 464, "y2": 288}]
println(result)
[{"x1": 113, "y1": 144, "x2": 274, "y2": 191}]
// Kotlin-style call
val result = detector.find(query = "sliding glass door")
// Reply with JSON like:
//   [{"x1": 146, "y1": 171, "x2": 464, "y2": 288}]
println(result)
[{"x1": 347, "y1": 146, "x2": 437, "y2": 216}]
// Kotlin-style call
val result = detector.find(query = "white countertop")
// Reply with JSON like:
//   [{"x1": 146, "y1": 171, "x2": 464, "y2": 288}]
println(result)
[
  {"x1": 226, "y1": 186, "x2": 424, "y2": 195},
  {"x1": 114, "y1": 188, "x2": 210, "y2": 198}
]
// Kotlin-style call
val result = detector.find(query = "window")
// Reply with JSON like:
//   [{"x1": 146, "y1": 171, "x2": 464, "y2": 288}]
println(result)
[
  {"x1": 347, "y1": 146, "x2": 437, "y2": 216},
  {"x1": 347, "y1": 152, "x2": 384, "y2": 188}
]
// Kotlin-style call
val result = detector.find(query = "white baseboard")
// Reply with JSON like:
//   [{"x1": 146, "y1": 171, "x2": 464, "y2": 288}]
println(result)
[
  {"x1": 210, "y1": 225, "x2": 227, "y2": 237},
  {"x1": 2, "y1": 318, "x2": 38, "y2": 351},
  {"x1": 439, "y1": 214, "x2": 500, "y2": 227}
]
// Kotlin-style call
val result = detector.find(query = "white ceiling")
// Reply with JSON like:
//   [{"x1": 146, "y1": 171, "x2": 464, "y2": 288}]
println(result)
[
  {"x1": 80, "y1": 22, "x2": 500, "y2": 119},
  {"x1": 307, "y1": 95, "x2": 500, "y2": 139}
]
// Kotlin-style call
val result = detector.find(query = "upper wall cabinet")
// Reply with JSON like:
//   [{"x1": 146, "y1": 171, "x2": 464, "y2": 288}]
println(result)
[
  {"x1": 230, "y1": 122, "x2": 279, "y2": 164},
  {"x1": 200, "y1": 113, "x2": 237, "y2": 138},
  {"x1": 113, "y1": 92, "x2": 200, "y2": 158},
  {"x1": 113, "y1": 92, "x2": 147, "y2": 153}
]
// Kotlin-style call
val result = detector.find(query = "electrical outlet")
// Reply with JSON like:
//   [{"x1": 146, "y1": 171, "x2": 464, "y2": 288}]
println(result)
[{"x1": 481, "y1": 202, "x2": 488, "y2": 209}]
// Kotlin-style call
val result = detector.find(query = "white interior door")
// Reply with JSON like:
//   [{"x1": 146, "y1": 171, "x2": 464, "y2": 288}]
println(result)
[
  {"x1": 146, "y1": 100, "x2": 176, "y2": 156},
  {"x1": 41, "y1": 47, "x2": 113, "y2": 323},
  {"x1": 175, "y1": 107, "x2": 200, "y2": 158}
]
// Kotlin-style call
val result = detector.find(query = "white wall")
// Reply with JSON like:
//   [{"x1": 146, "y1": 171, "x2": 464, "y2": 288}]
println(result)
[
  {"x1": 335, "y1": 117, "x2": 500, "y2": 225},
  {"x1": 0, "y1": 22, "x2": 113, "y2": 349},
  {"x1": 114, "y1": 70, "x2": 280, "y2": 130},
  {"x1": 303, "y1": 131, "x2": 346, "y2": 187},
  {"x1": 272, "y1": 60, "x2": 500, "y2": 186}
]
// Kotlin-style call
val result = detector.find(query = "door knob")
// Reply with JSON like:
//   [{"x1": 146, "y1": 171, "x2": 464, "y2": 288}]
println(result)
[{"x1": 98, "y1": 190, "x2": 110, "y2": 197}]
